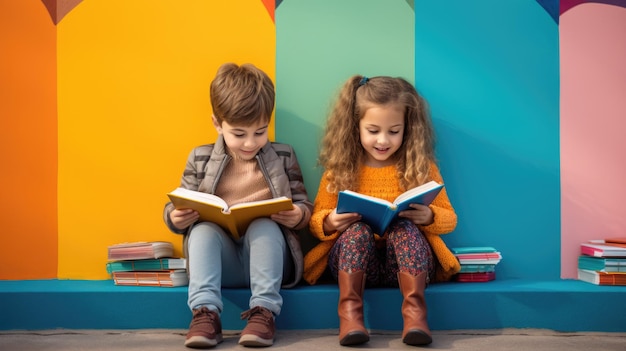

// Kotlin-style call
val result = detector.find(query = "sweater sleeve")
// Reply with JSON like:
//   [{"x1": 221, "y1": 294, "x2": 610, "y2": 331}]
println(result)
[
  {"x1": 422, "y1": 162, "x2": 461, "y2": 281},
  {"x1": 419, "y1": 162, "x2": 457, "y2": 236},
  {"x1": 308, "y1": 172, "x2": 341, "y2": 242}
]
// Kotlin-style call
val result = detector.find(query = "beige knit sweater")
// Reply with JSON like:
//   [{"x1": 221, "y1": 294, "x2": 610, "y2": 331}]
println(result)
[{"x1": 215, "y1": 154, "x2": 272, "y2": 206}]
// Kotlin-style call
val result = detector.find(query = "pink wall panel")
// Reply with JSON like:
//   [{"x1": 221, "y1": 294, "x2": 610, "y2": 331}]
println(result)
[{"x1": 560, "y1": 4, "x2": 626, "y2": 278}]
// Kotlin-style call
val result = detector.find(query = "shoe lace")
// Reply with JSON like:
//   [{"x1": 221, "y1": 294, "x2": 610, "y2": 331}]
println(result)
[
  {"x1": 240, "y1": 306, "x2": 272, "y2": 323},
  {"x1": 191, "y1": 307, "x2": 217, "y2": 328}
]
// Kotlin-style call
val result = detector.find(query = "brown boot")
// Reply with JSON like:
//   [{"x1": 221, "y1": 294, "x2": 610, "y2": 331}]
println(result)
[
  {"x1": 398, "y1": 271, "x2": 432, "y2": 346},
  {"x1": 337, "y1": 270, "x2": 369, "y2": 346}
]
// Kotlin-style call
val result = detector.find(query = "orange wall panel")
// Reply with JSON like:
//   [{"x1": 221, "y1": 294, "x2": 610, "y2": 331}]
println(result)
[{"x1": 0, "y1": 0, "x2": 58, "y2": 279}]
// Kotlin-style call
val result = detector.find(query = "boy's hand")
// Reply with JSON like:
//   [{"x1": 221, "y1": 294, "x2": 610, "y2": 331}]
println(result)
[
  {"x1": 398, "y1": 204, "x2": 434, "y2": 226},
  {"x1": 271, "y1": 205, "x2": 303, "y2": 229},
  {"x1": 170, "y1": 208, "x2": 199, "y2": 230},
  {"x1": 324, "y1": 209, "x2": 361, "y2": 234}
]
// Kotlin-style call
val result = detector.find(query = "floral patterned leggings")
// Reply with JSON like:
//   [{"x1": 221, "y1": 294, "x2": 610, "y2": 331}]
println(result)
[{"x1": 328, "y1": 219, "x2": 435, "y2": 287}]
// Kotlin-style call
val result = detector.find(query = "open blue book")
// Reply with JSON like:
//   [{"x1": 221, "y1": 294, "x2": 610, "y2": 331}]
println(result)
[{"x1": 336, "y1": 180, "x2": 444, "y2": 234}]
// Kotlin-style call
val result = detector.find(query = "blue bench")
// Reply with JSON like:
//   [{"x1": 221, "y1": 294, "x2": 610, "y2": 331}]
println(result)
[{"x1": 2, "y1": 279, "x2": 625, "y2": 332}]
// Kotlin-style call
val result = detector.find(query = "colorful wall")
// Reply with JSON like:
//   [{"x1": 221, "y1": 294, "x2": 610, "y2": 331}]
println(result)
[{"x1": 0, "y1": 0, "x2": 624, "y2": 281}]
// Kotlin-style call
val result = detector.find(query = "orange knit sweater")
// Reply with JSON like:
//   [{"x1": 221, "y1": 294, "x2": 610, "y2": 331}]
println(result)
[{"x1": 303, "y1": 162, "x2": 460, "y2": 285}]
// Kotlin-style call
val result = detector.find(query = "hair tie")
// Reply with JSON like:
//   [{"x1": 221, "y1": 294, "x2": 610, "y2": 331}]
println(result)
[{"x1": 359, "y1": 76, "x2": 369, "y2": 86}]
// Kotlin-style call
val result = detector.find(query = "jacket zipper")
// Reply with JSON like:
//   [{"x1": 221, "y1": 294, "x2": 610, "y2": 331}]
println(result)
[{"x1": 256, "y1": 154, "x2": 278, "y2": 198}]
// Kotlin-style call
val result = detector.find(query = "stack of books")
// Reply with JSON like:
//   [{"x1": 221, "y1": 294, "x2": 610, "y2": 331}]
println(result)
[
  {"x1": 577, "y1": 238, "x2": 626, "y2": 286},
  {"x1": 451, "y1": 246, "x2": 502, "y2": 282},
  {"x1": 106, "y1": 241, "x2": 188, "y2": 287}
]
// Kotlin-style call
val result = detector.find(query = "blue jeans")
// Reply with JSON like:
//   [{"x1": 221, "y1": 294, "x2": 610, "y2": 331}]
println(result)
[{"x1": 187, "y1": 218, "x2": 288, "y2": 316}]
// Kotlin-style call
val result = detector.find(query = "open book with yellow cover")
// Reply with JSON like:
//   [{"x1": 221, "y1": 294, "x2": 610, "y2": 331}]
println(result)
[{"x1": 167, "y1": 187, "x2": 293, "y2": 240}]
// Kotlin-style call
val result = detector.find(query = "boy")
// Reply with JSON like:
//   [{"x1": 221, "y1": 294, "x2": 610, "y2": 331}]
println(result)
[{"x1": 163, "y1": 63, "x2": 312, "y2": 348}]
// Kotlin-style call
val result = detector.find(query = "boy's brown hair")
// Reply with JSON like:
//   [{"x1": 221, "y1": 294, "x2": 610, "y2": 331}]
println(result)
[{"x1": 210, "y1": 63, "x2": 275, "y2": 126}]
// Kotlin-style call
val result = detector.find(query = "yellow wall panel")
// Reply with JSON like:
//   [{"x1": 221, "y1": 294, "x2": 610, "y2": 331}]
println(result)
[{"x1": 57, "y1": 0, "x2": 275, "y2": 278}]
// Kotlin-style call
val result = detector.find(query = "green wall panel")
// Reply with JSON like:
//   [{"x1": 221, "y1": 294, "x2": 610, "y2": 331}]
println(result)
[{"x1": 275, "y1": 0, "x2": 415, "y2": 198}]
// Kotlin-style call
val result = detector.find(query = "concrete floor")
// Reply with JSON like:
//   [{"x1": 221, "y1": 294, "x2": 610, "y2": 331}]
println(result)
[{"x1": 1, "y1": 329, "x2": 625, "y2": 351}]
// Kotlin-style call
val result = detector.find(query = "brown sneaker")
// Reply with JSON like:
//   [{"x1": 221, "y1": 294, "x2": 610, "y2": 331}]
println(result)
[
  {"x1": 238, "y1": 306, "x2": 275, "y2": 347},
  {"x1": 184, "y1": 307, "x2": 223, "y2": 348}
]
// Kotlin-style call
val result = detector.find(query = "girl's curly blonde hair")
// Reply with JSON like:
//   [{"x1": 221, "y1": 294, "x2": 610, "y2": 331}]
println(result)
[{"x1": 319, "y1": 75, "x2": 435, "y2": 193}]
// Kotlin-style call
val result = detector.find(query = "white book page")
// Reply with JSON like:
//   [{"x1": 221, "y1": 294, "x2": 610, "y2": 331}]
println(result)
[
  {"x1": 393, "y1": 181, "x2": 441, "y2": 204},
  {"x1": 229, "y1": 196, "x2": 291, "y2": 210},
  {"x1": 169, "y1": 188, "x2": 228, "y2": 208}
]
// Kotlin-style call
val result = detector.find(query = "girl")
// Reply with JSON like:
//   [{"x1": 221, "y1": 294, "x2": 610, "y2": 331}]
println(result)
[{"x1": 303, "y1": 75, "x2": 460, "y2": 347}]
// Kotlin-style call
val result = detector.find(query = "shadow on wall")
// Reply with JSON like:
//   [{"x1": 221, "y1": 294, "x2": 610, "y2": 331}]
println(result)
[
  {"x1": 274, "y1": 108, "x2": 324, "y2": 256},
  {"x1": 275, "y1": 107, "x2": 325, "y2": 202},
  {"x1": 434, "y1": 120, "x2": 561, "y2": 281}
]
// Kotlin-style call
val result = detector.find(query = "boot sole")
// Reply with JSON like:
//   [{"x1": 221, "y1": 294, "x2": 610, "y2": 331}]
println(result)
[
  {"x1": 340, "y1": 331, "x2": 370, "y2": 346},
  {"x1": 403, "y1": 329, "x2": 432, "y2": 345}
]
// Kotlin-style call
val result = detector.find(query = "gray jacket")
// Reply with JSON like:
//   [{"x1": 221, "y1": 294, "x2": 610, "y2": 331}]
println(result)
[{"x1": 163, "y1": 135, "x2": 313, "y2": 288}]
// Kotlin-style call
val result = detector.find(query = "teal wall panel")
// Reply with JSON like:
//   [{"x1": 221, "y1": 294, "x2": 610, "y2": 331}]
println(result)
[{"x1": 414, "y1": 1, "x2": 560, "y2": 279}]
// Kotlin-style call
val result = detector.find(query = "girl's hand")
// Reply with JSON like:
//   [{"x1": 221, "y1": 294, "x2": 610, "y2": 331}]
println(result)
[
  {"x1": 271, "y1": 205, "x2": 303, "y2": 229},
  {"x1": 323, "y1": 209, "x2": 361, "y2": 234},
  {"x1": 170, "y1": 208, "x2": 199, "y2": 230},
  {"x1": 398, "y1": 204, "x2": 434, "y2": 226}
]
